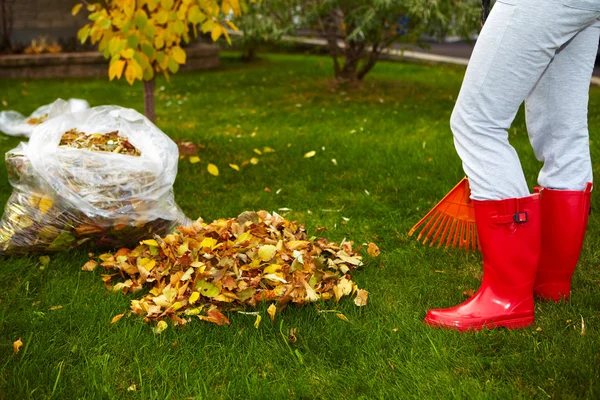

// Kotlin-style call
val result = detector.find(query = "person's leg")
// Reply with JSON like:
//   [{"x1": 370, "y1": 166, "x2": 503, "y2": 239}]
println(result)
[
  {"x1": 526, "y1": 21, "x2": 600, "y2": 191},
  {"x1": 524, "y1": 21, "x2": 599, "y2": 301},
  {"x1": 451, "y1": 0, "x2": 600, "y2": 200},
  {"x1": 426, "y1": 0, "x2": 600, "y2": 330}
]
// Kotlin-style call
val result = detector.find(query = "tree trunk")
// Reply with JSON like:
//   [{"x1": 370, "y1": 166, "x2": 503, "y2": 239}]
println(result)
[
  {"x1": 0, "y1": 0, "x2": 13, "y2": 52},
  {"x1": 241, "y1": 47, "x2": 256, "y2": 62},
  {"x1": 144, "y1": 78, "x2": 156, "y2": 123}
]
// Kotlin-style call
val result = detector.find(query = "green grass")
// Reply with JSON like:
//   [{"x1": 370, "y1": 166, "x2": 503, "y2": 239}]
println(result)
[{"x1": 1, "y1": 52, "x2": 600, "y2": 399}]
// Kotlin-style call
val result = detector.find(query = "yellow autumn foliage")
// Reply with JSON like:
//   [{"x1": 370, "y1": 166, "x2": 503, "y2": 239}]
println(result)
[{"x1": 74, "y1": 0, "x2": 253, "y2": 84}]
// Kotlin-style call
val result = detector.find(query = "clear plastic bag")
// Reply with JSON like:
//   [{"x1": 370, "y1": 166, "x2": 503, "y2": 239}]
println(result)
[
  {"x1": 0, "y1": 104, "x2": 189, "y2": 254},
  {"x1": 0, "y1": 98, "x2": 90, "y2": 137}
]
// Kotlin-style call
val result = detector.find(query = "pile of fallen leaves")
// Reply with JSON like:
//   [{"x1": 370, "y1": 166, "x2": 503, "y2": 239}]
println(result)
[
  {"x1": 84, "y1": 210, "x2": 379, "y2": 331},
  {"x1": 59, "y1": 129, "x2": 141, "y2": 156}
]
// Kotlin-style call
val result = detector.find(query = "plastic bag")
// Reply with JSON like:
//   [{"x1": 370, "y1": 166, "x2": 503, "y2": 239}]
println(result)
[
  {"x1": 0, "y1": 98, "x2": 90, "y2": 137},
  {"x1": 0, "y1": 104, "x2": 189, "y2": 254}
]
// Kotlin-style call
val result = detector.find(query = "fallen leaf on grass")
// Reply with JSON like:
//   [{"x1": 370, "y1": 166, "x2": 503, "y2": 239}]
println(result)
[
  {"x1": 367, "y1": 242, "x2": 380, "y2": 257},
  {"x1": 110, "y1": 313, "x2": 125, "y2": 324},
  {"x1": 229, "y1": 163, "x2": 240, "y2": 171},
  {"x1": 127, "y1": 384, "x2": 137, "y2": 392},
  {"x1": 39, "y1": 255, "x2": 50, "y2": 268},
  {"x1": 82, "y1": 260, "x2": 98, "y2": 271},
  {"x1": 354, "y1": 289, "x2": 369, "y2": 307},
  {"x1": 189, "y1": 156, "x2": 201, "y2": 164},
  {"x1": 267, "y1": 304, "x2": 276, "y2": 322},
  {"x1": 13, "y1": 338, "x2": 22, "y2": 354},
  {"x1": 336, "y1": 313, "x2": 350, "y2": 322},
  {"x1": 199, "y1": 311, "x2": 230, "y2": 326},
  {"x1": 254, "y1": 314, "x2": 262, "y2": 329},
  {"x1": 288, "y1": 328, "x2": 297, "y2": 343},
  {"x1": 250, "y1": 157, "x2": 259, "y2": 165},
  {"x1": 207, "y1": 163, "x2": 219, "y2": 176},
  {"x1": 152, "y1": 320, "x2": 168, "y2": 334},
  {"x1": 304, "y1": 151, "x2": 316, "y2": 158},
  {"x1": 462, "y1": 289, "x2": 476, "y2": 297},
  {"x1": 49, "y1": 305, "x2": 63, "y2": 311}
]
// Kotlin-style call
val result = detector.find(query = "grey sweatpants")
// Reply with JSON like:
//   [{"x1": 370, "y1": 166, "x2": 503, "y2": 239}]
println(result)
[{"x1": 452, "y1": 0, "x2": 600, "y2": 200}]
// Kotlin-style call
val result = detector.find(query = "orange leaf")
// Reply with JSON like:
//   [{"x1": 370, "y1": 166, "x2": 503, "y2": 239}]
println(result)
[
  {"x1": 110, "y1": 313, "x2": 125, "y2": 324},
  {"x1": 13, "y1": 338, "x2": 22, "y2": 354}
]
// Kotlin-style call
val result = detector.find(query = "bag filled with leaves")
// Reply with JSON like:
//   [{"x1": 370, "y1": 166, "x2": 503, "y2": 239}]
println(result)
[
  {"x1": 0, "y1": 104, "x2": 189, "y2": 254},
  {"x1": 0, "y1": 98, "x2": 90, "y2": 137}
]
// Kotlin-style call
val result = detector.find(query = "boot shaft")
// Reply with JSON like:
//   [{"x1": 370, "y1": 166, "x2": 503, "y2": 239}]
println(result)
[{"x1": 473, "y1": 194, "x2": 541, "y2": 290}]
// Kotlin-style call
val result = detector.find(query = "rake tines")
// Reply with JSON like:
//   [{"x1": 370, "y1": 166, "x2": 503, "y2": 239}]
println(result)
[{"x1": 408, "y1": 178, "x2": 479, "y2": 252}]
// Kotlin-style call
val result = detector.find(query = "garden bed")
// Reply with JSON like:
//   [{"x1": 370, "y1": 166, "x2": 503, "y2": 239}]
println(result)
[{"x1": 0, "y1": 43, "x2": 219, "y2": 79}]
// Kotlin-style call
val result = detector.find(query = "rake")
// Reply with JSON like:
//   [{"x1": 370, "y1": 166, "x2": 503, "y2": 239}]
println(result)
[{"x1": 408, "y1": 177, "x2": 479, "y2": 252}]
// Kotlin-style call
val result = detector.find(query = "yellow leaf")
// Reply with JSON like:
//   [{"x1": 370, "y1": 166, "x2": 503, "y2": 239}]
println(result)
[
  {"x1": 250, "y1": 157, "x2": 259, "y2": 165},
  {"x1": 207, "y1": 163, "x2": 219, "y2": 176},
  {"x1": 72, "y1": 3, "x2": 83, "y2": 16},
  {"x1": 253, "y1": 148, "x2": 262, "y2": 155},
  {"x1": 336, "y1": 313, "x2": 350, "y2": 322},
  {"x1": 254, "y1": 314, "x2": 262, "y2": 329},
  {"x1": 258, "y1": 245, "x2": 277, "y2": 261},
  {"x1": 13, "y1": 338, "x2": 22, "y2": 354},
  {"x1": 211, "y1": 24, "x2": 223, "y2": 42},
  {"x1": 304, "y1": 151, "x2": 316, "y2": 158},
  {"x1": 153, "y1": 320, "x2": 168, "y2": 334},
  {"x1": 129, "y1": 59, "x2": 144, "y2": 79},
  {"x1": 189, "y1": 156, "x2": 200, "y2": 164},
  {"x1": 121, "y1": 48, "x2": 134, "y2": 59},
  {"x1": 263, "y1": 264, "x2": 281, "y2": 274},
  {"x1": 142, "y1": 239, "x2": 159, "y2": 247},
  {"x1": 163, "y1": 286, "x2": 177, "y2": 303},
  {"x1": 354, "y1": 289, "x2": 369, "y2": 307},
  {"x1": 201, "y1": 19, "x2": 216, "y2": 33},
  {"x1": 229, "y1": 163, "x2": 240, "y2": 171},
  {"x1": 226, "y1": 20, "x2": 239, "y2": 32},
  {"x1": 38, "y1": 196, "x2": 53, "y2": 214},
  {"x1": 199, "y1": 237, "x2": 217, "y2": 249},
  {"x1": 161, "y1": 0, "x2": 174, "y2": 11},
  {"x1": 177, "y1": 241, "x2": 189, "y2": 256},
  {"x1": 155, "y1": 35, "x2": 165, "y2": 49},
  {"x1": 171, "y1": 46, "x2": 186, "y2": 64},
  {"x1": 263, "y1": 147, "x2": 275, "y2": 153},
  {"x1": 109, "y1": 60, "x2": 126, "y2": 81},
  {"x1": 124, "y1": 64, "x2": 136, "y2": 85},
  {"x1": 267, "y1": 303, "x2": 276, "y2": 322},
  {"x1": 110, "y1": 313, "x2": 125, "y2": 324},
  {"x1": 189, "y1": 291, "x2": 200, "y2": 304}
]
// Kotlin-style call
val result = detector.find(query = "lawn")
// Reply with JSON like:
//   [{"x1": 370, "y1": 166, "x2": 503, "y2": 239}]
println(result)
[{"x1": 0, "y1": 52, "x2": 599, "y2": 399}]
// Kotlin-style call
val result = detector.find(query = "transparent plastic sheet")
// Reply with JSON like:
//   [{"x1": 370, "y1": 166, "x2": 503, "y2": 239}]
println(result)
[
  {"x1": 0, "y1": 98, "x2": 90, "y2": 137},
  {"x1": 0, "y1": 105, "x2": 190, "y2": 254}
]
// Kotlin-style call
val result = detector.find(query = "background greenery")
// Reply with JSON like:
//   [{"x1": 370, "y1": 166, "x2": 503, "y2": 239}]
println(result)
[{"x1": 0, "y1": 52, "x2": 599, "y2": 399}]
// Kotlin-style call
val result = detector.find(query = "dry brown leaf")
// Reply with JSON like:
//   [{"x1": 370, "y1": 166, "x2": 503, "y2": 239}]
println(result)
[
  {"x1": 354, "y1": 289, "x2": 369, "y2": 307},
  {"x1": 82, "y1": 260, "x2": 98, "y2": 271}
]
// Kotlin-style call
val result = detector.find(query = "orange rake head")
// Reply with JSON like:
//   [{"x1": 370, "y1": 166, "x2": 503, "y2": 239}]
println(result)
[{"x1": 408, "y1": 177, "x2": 479, "y2": 252}]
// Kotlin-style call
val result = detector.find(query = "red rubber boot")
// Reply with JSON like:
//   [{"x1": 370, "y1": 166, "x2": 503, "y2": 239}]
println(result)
[
  {"x1": 533, "y1": 183, "x2": 592, "y2": 301},
  {"x1": 424, "y1": 194, "x2": 541, "y2": 331}
]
